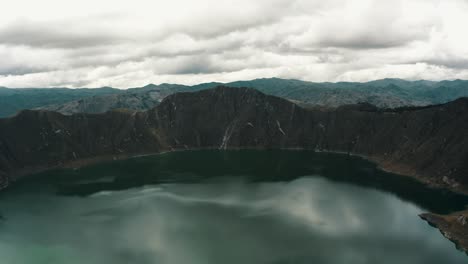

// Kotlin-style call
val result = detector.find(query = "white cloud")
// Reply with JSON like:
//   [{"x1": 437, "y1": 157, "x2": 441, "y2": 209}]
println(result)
[{"x1": 0, "y1": 0, "x2": 467, "y2": 87}]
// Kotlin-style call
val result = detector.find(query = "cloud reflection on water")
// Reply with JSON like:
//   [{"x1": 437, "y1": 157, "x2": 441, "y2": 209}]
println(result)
[{"x1": 0, "y1": 176, "x2": 465, "y2": 264}]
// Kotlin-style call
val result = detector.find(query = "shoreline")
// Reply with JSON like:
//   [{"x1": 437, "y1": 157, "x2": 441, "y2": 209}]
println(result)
[
  {"x1": 2, "y1": 147, "x2": 468, "y2": 253},
  {"x1": 420, "y1": 211, "x2": 468, "y2": 255},
  {"x1": 3, "y1": 147, "x2": 468, "y2": 196}
]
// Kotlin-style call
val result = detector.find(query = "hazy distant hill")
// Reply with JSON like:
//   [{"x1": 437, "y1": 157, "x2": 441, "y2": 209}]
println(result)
[
  {"x1": 0, "y1": 87, "x2": 123, "y2": 117},
  {"x1": 35, "y1": 84, "x2": 203, "y2": 115},
  {"x1": 221, "y1": 78, "x2": 468, "y2": 108},
  {"x1": 2, "y1": 78, "x2": 468, "y2": 116}
]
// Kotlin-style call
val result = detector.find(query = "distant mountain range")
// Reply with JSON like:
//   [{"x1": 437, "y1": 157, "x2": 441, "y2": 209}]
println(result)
[
  {"x1": 1, "y1": 78, "x2": 468, "y2": 117},
  {"x1": 0, "y1": 86, "x2": 122, "y2": 117}
]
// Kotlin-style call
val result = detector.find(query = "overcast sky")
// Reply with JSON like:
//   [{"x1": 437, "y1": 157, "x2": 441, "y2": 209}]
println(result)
[{"x1": 0, "y1": 0, "x2": 467, "y2": 88}]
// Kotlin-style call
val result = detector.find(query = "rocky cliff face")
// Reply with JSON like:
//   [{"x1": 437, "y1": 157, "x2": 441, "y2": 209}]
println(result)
[{"x1": 1, "y1": 86, "x2": 467, "y2": 193}]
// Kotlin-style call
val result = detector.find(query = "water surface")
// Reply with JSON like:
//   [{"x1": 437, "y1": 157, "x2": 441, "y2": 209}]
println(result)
[{"x1": 0, "y1": 150, "x2": 467, "y2": 264}]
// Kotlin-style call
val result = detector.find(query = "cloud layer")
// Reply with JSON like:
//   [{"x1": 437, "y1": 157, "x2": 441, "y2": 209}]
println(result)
[{"x1": 0, "y1": 0, "x2": 467, "y2": 88}]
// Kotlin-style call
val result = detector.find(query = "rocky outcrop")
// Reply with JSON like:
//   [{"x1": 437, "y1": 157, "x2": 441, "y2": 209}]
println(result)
[
  {"x1": 0, "y1": 86, "x2": 467, "y2": 194},
  {"x1": 420, "y1": 211, "x2": 468, "y2": 254}
]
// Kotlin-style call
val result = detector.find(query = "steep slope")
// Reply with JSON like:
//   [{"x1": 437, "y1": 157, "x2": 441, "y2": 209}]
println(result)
[{"x1": 1, "y1": 87, "x2": 467, "y2": 195}]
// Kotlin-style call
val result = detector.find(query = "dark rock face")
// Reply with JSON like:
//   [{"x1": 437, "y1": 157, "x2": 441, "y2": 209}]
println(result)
[{"x1": 1, "y1": 86, "x2": 467, "y2": 193}]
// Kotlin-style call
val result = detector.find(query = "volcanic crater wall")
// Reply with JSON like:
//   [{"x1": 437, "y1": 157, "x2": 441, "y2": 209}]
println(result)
[{"x1": 0, "y1": 87, "x2": 467, "y2": 192}]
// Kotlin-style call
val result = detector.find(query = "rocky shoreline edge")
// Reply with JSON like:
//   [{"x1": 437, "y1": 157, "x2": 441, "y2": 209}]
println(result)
[{"x1": 420, "y1": 211, "x2": 468, "y2": 254}]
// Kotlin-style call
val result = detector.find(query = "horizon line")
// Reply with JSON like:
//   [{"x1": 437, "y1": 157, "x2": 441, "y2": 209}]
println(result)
[{"x1": 1, "y1": 77, "x2": 467, "y2": 90}]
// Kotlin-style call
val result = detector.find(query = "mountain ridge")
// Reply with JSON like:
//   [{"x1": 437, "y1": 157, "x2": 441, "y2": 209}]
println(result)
[
  {"x1": 1, "y1": 86, "x2": 467, "y2": 196},
  {"x1": 34, "y1": 78, "x2": 468, "y2": 115},
  {"x1": 1, "y1": 78, "x2": 468, "y2": 117}
]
